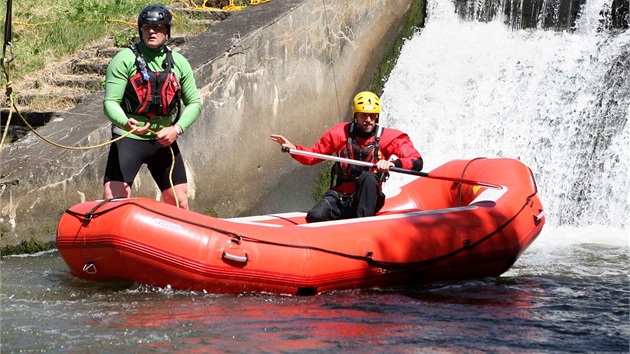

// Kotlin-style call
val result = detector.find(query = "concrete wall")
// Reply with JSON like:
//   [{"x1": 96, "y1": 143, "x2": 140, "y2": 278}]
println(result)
[{"x1": 0, "y1": 0, "x2": 414, "y2": 249}]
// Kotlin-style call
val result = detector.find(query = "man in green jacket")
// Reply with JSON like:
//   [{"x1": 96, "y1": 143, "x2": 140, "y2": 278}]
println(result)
[{"x1": 102, "y1": 4, "x2": 201, "y2": 209}]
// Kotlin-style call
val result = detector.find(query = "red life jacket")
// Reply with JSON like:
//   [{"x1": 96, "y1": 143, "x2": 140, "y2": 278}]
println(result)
[
  {"x1": 331, "y1": 123, "x2": 385, "y2": 187},
  {"x1": 122, "y1": 44, "x2": 181, "y2": 117}
]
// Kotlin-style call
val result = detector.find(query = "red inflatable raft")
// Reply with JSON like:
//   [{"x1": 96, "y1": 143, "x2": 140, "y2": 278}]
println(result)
[{"x1": 56, "y1": 158, "x2": 545, "y2": 295}]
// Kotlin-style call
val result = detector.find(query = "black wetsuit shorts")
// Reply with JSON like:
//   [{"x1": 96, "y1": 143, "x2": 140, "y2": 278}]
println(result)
[{"x1": 104, "y1": 135, "x2": 187, "y2": 191}]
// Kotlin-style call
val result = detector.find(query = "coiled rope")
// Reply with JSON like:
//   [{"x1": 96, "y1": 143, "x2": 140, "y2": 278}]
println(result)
[
  {"x1": 0, "y1": 96, "x2": 182, "y2": 207},
  {"x1": 1, "y1": 0, "x2": 277, "y2": 206},
  {"x1": 0, "y1": 0, "x2": 180, "y2": 207},
  {"x1": 0, "y1": 99, "x2": 181, "y2": 207}
]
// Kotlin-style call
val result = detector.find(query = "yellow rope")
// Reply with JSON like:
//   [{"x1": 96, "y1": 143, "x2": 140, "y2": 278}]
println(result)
[
  {"x1": 4, "y1": 103, "x2": 139, "y2": 150},
  {"x1": 166, "y1": 0, "x2": 252, "y2": 11},
  {"x1": 3, "y1": 18, "x2": 137, "y2": 27},
  {"x1": 168, "y1": 0, "x2": 270, "y2": 11},
  {"x1": 0, "y1": 0, "x2": 276, "y2": 30},
  {"x1": 222, "y1": 0, "x2": 247, "y2": 11},
  {"x1": 1, "y1": 102, "x2": 181, "y2": 207},
  {"x1": 0, "y1": 91, "x2": 181, "y2": 207},
  {"x1": 0, "y1": 0, "x2": 275, "y2": 205},
  {"x1": 1, "y1": 58, "x2": 14, "y2": 152}
]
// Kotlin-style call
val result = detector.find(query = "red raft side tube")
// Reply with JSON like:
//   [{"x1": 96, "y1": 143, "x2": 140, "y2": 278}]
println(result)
[{"x1": 56, "y1": 158, "x2": 545, "y2": 296}]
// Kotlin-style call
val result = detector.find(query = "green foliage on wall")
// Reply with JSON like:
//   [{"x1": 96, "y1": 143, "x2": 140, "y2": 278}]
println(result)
[
  {"x1": 1, "y1": 239, "x2": 56, "y2": 257},
  {"x1": 368, "y1": 0, "x2": 427, "y2": 95}
]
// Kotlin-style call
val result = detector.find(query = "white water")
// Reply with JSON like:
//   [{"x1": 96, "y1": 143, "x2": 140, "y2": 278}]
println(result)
[{"x1": 381, "y1": 0, "x2": 630, "y2": 235}]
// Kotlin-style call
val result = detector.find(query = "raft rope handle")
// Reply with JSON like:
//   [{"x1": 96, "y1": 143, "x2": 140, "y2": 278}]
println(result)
[
  {"x1": 82, "y1": 197, "x2": 127, "y2": 222},
  {"x1": 533, "y1": 210, "x2": 545, "y2": 226},
  {"x1": 65, "y1": 199, "x2": 134, "y2": 223},
  {"x1": 222, "y1": 251, "x2": 248, "y2": 263},
  {"x1": 82, "y1": 262, "x2": 97, "y2": 274},
  {"x1": 64, "y1": 195, "x2": 540, "y2": 268}
]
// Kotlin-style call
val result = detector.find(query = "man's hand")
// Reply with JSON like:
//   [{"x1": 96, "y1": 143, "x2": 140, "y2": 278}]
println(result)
[
  {"x1": 375, "y1": 159, "x2": 394, "y2": 172},
  {"x1": 126, "y1": 118, "x2": 150, "y2": 135},
  {"x1": 270, "y1": 134, "x2": 296, "y2": 150},
  {"x1": 156, "y1": 126, "x2": 179, "y2": 147}
]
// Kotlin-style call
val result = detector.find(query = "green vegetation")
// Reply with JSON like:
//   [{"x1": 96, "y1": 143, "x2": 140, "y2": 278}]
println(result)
[
  {"x1": 204, "y1": 206, "x2": 219, "y2": 217},
  {"x1": 0, "y1": 221, "x2": 10, "y2": 237},
  {"x1": 0, "y1": 239, "x2": 56, "y2": 257},
  {"x1": 367, "y1": 0, "x2": 426, "y2": 96},
  {"x1": 312, "y1": 161, "x2": 334, "y2": 202},
  {"x1": 0, "y1": 0, "x2": 210, "y2": 82}
]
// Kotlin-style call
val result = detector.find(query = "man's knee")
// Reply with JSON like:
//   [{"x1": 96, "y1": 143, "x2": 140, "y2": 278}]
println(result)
[
  {"x1": 357, "y1": 172, "x2": 380, "y2": 189},
  {"x1": 306, "y1": 209, "x2": 327, "y2": 223},
  {"x1": 306, "y1": 193, "x2": 341, "y2": 223}
]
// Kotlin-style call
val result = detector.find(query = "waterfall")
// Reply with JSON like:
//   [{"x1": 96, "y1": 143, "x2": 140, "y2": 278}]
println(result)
[{"x1": 381, "y1": 0, "x2": 629, "y2": 229}]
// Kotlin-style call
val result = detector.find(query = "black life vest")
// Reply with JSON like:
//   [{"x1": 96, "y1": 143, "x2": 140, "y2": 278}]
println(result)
[
  {"x1": 121, "y1": 44, "x2": 181, "y2": 118},
  {"x1": 331, "y1": 123, "x2": 385, "y2": 187}
]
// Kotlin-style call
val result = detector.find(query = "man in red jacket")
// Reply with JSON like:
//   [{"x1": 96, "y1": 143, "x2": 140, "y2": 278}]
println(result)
[{"x1": 271, "y1": 91, "x2": 423, "y2": 222}]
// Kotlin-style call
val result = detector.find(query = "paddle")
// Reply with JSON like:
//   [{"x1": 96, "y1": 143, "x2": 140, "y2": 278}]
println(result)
[{"x1": 281, "y1": 147, "x2": 503, "y2": 189}]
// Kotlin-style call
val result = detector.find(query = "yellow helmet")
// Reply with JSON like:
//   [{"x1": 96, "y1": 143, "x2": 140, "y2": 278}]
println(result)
[{"x1": 352, "y1": 91, "x2": 380, "y2": 122}]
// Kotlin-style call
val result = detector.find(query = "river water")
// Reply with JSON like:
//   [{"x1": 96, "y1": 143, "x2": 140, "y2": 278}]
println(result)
[
  {"x1": 2, "y1": 0, "x2": 629, "y2": 352},
  {"x1": 1, "y1": 227, "x2": 628, "y2": 352}
]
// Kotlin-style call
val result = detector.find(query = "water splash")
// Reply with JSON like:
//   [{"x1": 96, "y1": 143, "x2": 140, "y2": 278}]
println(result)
[{"x1": 381, "y1": 0, "x2": 629, "y2": 229}]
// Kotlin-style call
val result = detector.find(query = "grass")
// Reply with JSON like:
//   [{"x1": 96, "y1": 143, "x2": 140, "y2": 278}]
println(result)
[{"x1": 0, "y1": 0, "x2": 218, "y2": 83}]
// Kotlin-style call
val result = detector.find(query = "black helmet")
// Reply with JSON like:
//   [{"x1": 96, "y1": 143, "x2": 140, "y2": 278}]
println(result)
[{"x1": 138, "y1": 4, "x2": 172, "y2": 39}]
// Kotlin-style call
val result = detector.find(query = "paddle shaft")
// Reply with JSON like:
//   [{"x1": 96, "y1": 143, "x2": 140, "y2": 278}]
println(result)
[{"x1": 281, "y1": 147, "x2": 502, "y2": 189}]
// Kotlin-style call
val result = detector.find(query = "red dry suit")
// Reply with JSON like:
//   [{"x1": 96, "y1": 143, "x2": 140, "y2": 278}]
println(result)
[{"x1": 291, "y1": 122, "x2": 423, "y2": 195}]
